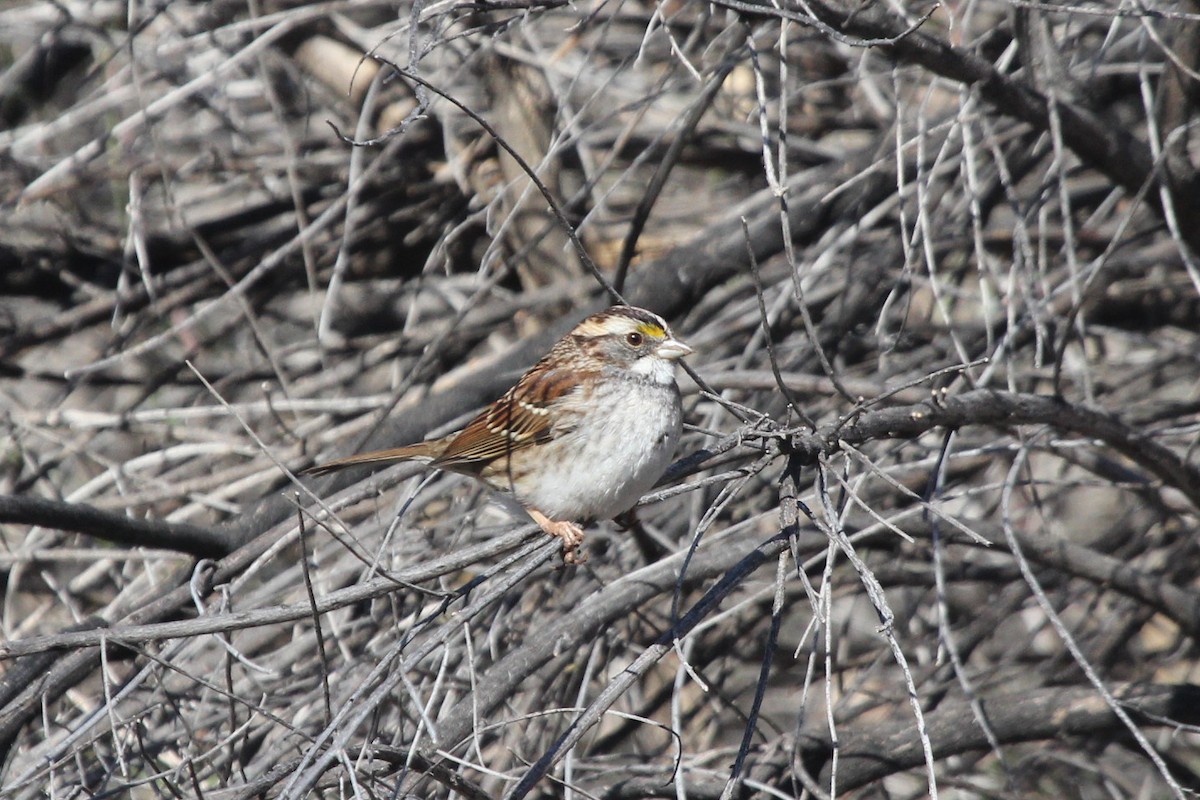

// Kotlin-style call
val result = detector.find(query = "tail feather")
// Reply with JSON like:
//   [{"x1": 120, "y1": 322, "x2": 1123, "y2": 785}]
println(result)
[{"x1": 302, "y1": 442, "x2": 438, "y2": 476}]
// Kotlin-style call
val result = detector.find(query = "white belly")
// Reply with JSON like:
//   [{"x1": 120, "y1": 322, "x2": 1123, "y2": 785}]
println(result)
[{"x1": 522, "y1": 380, "x2": 682, "y2": 521}]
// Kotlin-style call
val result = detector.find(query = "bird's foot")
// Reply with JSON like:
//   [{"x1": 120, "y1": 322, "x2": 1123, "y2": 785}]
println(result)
[{"x1": 528, "y1": 509, "x2": 587, "y2": 564}]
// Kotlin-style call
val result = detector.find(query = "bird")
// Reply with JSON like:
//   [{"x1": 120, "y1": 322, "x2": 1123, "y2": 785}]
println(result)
[{"x1": 304, "y1": 305, "x2": 692, "y2": 562}]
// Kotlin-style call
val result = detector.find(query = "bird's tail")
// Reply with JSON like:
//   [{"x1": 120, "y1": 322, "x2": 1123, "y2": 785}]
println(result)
[{"x1": 301, "y1": 442, "x2": 439, "y2": 476}]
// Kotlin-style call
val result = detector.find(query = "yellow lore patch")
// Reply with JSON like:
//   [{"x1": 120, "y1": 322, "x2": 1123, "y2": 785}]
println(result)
[
  {"x1": 575, "y1": 315, "x2": 665, "y2": 339},
  {"x1": 635, "y1": 321, "x2": 665, "y2": 338}
]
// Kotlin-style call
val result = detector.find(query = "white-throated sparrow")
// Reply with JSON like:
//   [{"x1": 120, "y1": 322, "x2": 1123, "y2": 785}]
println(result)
[{"x1": 305, "y1": 305, "x2": 692, "y2": 562}]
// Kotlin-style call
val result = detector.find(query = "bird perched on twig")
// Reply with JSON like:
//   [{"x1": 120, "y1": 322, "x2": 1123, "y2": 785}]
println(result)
[{"x1": 305, "y1": 305, "x2": 692, "y2": 562}]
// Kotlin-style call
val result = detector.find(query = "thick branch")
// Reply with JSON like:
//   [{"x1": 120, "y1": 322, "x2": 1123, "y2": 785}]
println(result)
[
  {"x1": 713, "y1": 0, "x2": 1200, "y2": 252},
  {"x1": 794, "y1": 389, "x2": 1200, "y2": 512},
  {"x1": 0, "y1": 494, "x2": 234, "y2": 557},
  {"x1": 602, "y1": 684, "x2": 1200, "y2": 797},
  {"x1": 804, "y1": 683, "x2": 1200, "y2": 790}
]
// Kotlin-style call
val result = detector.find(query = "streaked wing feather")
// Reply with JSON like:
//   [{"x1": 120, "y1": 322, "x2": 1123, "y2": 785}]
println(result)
[{"x1": 432, "y1": 366, "x2": 584, "y2": 471}]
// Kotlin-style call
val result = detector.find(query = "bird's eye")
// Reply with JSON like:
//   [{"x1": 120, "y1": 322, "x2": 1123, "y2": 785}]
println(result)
[{"x1": 626, "y1": 332, "x2": 644, "y2": 347}]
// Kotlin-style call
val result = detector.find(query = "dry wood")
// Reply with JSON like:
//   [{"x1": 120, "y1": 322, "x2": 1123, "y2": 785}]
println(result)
[{"x1": 2, "y1": 1, "x2": 1200, "y2": 798}]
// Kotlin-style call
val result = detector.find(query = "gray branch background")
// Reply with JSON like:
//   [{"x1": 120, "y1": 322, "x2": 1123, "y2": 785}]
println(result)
[{"x1": 2, "y1": 0, "x2": 1200, "y2": 797}]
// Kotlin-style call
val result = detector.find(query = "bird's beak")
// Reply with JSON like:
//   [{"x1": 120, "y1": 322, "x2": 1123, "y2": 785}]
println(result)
[{"x1": 656, "y1": 337, "x2": 693, "y2": 360}]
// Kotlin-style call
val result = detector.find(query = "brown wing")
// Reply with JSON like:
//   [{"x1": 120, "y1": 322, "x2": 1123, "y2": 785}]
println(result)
[{"x1": 432, "y1": 363, "x2": 585, "y2": 473}]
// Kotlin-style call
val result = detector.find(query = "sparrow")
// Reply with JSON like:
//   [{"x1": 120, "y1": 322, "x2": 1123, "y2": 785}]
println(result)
[{"x1": 305, "y1": 305, "x2": 691, "y2": 562}]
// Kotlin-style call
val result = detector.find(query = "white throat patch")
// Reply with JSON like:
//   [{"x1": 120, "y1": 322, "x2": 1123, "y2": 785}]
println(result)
[{"x1": 629, "y1": 355, "x2": 675, "y2": 384}]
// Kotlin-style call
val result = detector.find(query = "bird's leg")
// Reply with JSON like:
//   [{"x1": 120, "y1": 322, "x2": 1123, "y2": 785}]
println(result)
[{"x1": 527, "y1": 508, "x2": 586, "y2": 564}]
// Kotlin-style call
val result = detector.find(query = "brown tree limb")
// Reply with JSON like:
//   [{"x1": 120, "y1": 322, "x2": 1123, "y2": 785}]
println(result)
[
  {"x1": 0, "y1": 494, "x2": 235, "y2": 557},
  {"x1": 804, "y1": 683, "x2": 1200, "y2": 791},
  {"x1": 600, "y1": 684, "x2": 1200, "y2": 797},
  {"x1": 711, "y1": 0, "x2": 1200, "y2": 252},
  {"x1": 794, "y1": 389, "x2": 1200, "y2": 512}
]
